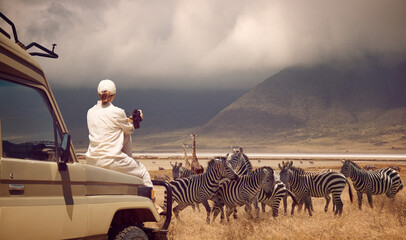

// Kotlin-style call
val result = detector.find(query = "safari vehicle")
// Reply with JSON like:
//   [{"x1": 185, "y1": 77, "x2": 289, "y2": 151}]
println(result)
[{"x1": 0, "y1": 12, "x2": 171, "y2": 240}]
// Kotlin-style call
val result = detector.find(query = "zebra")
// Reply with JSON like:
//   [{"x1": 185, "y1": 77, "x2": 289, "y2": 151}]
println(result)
[
  {"x1": 171, "y1": 162, "x2": 196, "y2": 179},
  {"x1": 340, "y1": 160, "x2": 404, "y2": 209},
  {"x1": 278, "y1": 161, "x2": 335, "y2": 213},
  {"x1": 212, "y1": 167, "x2": 275, "y2": 222},
  {"x1": 258, "y1": 178, "x2": 298, "y2": 217},
  {"x1": 228, "y1": 147, "x2": 253, "y2": 176},
  {"x1": 170, "y1": 161, "x2": 200, "y2": 211},
  {"x1": 279, "y1": 161, "x2": 353, "y2": 216},
  {"x1": 221, "y1": 147, "x2": 253, "y2": 219},
  {"x1": 168, "y1": 156, "x2": 239, "y2": 223}
]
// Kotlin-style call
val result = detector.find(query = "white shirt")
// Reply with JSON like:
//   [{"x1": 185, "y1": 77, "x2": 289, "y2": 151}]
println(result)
[{"x1": 85, "y1": 101, "x2": 134, "y2": 167}]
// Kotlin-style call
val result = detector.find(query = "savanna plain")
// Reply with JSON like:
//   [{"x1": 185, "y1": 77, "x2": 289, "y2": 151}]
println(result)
[{"x1": 145, "y1": 158, "x2": 406, "y2": 240}]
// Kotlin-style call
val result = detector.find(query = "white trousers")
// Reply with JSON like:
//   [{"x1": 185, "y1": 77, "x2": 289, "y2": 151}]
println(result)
[{"x1": 107, "y1": 134, "x2": 153, "y2": 187}]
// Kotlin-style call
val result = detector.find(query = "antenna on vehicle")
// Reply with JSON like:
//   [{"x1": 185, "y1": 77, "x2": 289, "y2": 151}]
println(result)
[{"x1": 0, "y1": 11, "x2": 58, "y2": 59}]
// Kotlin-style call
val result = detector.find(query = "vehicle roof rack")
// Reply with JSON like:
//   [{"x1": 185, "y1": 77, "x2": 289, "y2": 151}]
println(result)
[{"x1": 0, "y1": 12, "x2": 58, "y2": 59}]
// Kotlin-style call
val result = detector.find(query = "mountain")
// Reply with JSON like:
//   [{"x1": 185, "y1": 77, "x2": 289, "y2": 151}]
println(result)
[{"x1": 196, "y1": 57, "x2": 406, "y2": 153}]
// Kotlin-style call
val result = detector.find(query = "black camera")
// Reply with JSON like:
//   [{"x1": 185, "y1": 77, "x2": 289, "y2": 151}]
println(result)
[{"x1": 131, "y1": 109, "x2": 142, "y2": 129}]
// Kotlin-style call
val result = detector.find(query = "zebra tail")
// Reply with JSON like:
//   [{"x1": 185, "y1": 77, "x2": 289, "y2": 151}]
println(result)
[
  {"x1": 346, "y1": 179, "x2": 353, "y2": 203},
  {"x1": 287, "y1": 189, "x2": 298, "y2": 205}
]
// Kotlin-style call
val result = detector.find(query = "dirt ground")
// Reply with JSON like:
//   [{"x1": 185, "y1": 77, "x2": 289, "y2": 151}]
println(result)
[{"x1": 144, "y1": 156, "x2": 406, "y2": 240}]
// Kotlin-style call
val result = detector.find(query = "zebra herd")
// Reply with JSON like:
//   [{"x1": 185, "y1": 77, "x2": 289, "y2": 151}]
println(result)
[{"x1": 166, "y1": 150, "x2": 404, "y2": 223}]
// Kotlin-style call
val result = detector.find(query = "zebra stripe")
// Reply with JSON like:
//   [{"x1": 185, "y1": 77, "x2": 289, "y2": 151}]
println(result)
[
  {"x1": 340, "y1": 160, "x2": 403, "y2": 209},
  {"x1": 168, "y1": 156, "x2": 239, "y2": 223},
  {"x1": 212, "y1": 167, "x2": 275, "y2": 222},
  {"x1": 280, "y1": 162, "x2": 352, "y2": 216},
  {"x1": 258, "y1": 179, "x2": 297, "y2": 217}
]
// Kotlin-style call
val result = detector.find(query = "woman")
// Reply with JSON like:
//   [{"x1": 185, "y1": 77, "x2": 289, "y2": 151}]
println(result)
[{"x1": 85, "y1": 79, "x2": 152, "y2": 187}]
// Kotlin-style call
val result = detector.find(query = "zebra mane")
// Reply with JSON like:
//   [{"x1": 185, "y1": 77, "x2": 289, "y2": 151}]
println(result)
[
  {"x1": 252, "y1": 166, "x2": 274, "y2": 175},
  {"x1": 290, "y1": 166, "x2": 305, "y2": 174},
  {"x1": 242, "y1": 153, "x2": 253, "y2": 170},
  {"x1": 207, "y1": 159, "x2": 217, "y2": 171},
  {"x1": 348, "y1": 160, "x2": 362, "y2": 169}
]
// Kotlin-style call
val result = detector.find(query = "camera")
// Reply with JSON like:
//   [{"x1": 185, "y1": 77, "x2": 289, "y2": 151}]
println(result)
[{"x1": 131, "y1": 109, "x2": 142, "y2": 129}]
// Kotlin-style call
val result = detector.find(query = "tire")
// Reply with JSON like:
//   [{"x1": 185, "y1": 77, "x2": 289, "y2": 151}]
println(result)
[{"x1": 114, "y1": 226, "x2": 148, "y2": 240}]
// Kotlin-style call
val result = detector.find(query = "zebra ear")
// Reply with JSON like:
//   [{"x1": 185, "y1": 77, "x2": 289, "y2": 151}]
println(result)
[
  {"x1": 278, "y1": 163, "x2": 282, "y2": 170},
  {"x1": 341, "y1": 160, "x2": 345, "y2": 164},
  {"x1": 288, "y1": 161, "x2": 293, "y2": 168},
  {"x1": 179, "y1": 163, "x2": 182, "y2": 167},
  {"x1": 170, "y1": 162, "x2": 174, "y2": 167}
]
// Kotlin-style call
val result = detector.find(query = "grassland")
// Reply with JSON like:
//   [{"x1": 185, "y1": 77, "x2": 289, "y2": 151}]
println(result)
[{"x1": 148, "y1": 160, "x2": 406, "y2": 240}]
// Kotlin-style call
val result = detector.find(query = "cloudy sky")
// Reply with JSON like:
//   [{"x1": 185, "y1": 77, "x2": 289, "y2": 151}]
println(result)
[{"x1": 1, "y1": 0, "x2": 405, "y2": 90}]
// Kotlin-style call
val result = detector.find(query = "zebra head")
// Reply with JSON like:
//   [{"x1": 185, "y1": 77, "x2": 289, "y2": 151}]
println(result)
[
  {"x1": 340, "y1": 160, "x2": 355, "y2": 177},
  {"x1": 171, "y1": 161, "x2": 182, "y2": 180},
  {"x1": 228, "y1": 147, "x2": 253, "y2": 175},
  {"x1": 278, "y1": 161, "x2": 293, "y2": 186},
  {"x1": 213, "y1": 156, "x2": 239, "y2": 181},
  {"x1": 261, "y1": 167, "x2": 276, "y2": 197}
]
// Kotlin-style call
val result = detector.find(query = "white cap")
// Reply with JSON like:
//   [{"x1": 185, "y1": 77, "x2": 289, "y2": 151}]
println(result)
[{"x1": 97, "y1": 79, "x2": 116, "y2": 95}]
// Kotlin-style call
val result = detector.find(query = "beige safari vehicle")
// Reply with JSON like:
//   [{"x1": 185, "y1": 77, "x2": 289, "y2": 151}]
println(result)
[{"x1": 0, "y1": 12, "x2": 171, "y2": 240}]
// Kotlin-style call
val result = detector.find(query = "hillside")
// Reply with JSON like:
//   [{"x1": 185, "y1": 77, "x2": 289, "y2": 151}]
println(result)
[{"x1": 195, "y1": 58, "x2": 406, "y2": 153}]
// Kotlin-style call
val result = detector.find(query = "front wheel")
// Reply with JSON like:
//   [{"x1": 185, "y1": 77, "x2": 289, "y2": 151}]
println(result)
[{"x1": 114, "y1": 226, "x2": 148, "y2": 240}]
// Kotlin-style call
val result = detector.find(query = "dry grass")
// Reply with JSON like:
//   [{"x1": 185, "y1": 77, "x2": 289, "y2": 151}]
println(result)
[{"x1": 150, "y1": 165, "x2": 406, "y2": 240}]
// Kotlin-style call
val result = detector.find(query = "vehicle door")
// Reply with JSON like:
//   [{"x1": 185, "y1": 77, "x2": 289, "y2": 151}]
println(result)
[{"x1": 0, "y1": 79, "x2": 87, "y2": 240}]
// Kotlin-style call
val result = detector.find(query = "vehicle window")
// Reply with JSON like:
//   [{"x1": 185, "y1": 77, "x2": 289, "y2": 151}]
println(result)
[{"x1": 0, "y1": 80, "x2": 60, "y2": 161}]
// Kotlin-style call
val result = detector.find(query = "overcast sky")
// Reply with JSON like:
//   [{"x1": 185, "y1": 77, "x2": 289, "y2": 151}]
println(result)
[{"x1": 1, "y1": 0, "x2": 405, "y2": 89}]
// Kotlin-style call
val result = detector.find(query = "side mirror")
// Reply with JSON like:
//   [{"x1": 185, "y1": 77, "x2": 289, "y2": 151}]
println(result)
[{"x1": 59, "y1": 133, "x2": 71, "y2": 164}]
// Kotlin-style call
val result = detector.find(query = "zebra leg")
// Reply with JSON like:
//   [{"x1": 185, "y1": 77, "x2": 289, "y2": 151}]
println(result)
[
  {"x1": 173, "y1": 203, "x2": 188, "y2": 220},
  {"x1": 366, "y1": 191, "x2": 373, "y2": 209},
  {"x1": 283, "y1": 193, "x2": 288, "y2": 216},
  {"x1": 304, "y1": 196, "x2": 313, "y2": 216},
  {"x1": 233, "y1": 208, "x2": 238, "y2": 219},
  {"x1": 357, "y1": 191, "x2": 363, "y2": 210},
  {"x1": 324, "y1": 195, "x2": 331, "y2": 212},
  {"x1": 201, "y1": 199, "x2": 212, "y2": 224},
  {"x1": 332, "y1": 193, "x2": 344, "y2": 215},
  {"x1": 246, "y1": 203, "x2": 253, "y2": 219},
  {"x1": 272, "y1": 198, "x2": 282, "y2": 218},
  {"x1": 335, "y1": 198, "x2": 344, "y2": 216},
  {"x1": 253, "y1": 198, "x2": 260, "y2": 218},
  {"x1": 226, "y1": 206, "x2": 235, "y2": 222},
  {"x1": 212, "y1": 201, "x2": 222, "y2": 223},
  {"x1": 304, "y1": 198, "x2": 314, "y2": 212},
  {"x1": 261, "y1": 202, "x2": 266, "y2": 213},
  {"x1": 291, "y1": 200, "x2": 296, "y2": 216},
  {"x1": 212, "y1": 206, "x2": 220, "y2": 222},
  {"x1": 297, "y1": 199, "x2": 304, "y2": 212}
]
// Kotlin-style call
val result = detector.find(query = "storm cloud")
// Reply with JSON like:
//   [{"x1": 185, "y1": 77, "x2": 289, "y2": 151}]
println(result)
[{"x1": 1, "y1": 0, "x2": 406, "y2": 89}]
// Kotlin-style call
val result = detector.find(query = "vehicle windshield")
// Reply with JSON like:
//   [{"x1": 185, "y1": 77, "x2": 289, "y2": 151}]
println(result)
[{"x1": 0, "y1": 79, "x2": 59, "y2": 160}]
